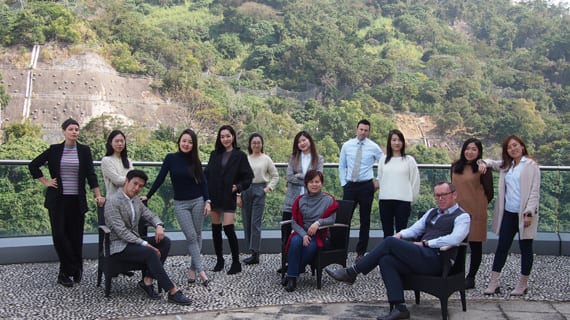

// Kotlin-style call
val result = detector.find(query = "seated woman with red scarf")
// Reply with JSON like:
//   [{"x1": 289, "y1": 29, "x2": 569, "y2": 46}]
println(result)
[{"x1": 283, "y1": 169, "x2": 338, "y2": 292}]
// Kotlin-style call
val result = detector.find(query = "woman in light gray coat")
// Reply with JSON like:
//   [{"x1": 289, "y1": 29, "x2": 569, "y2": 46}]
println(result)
[
  {"x1": 279, "y1": 131, "x2": 324, "y2": 273},
  {"x1": 482, "y1": 135, "x2": 540, "y2": 296}
]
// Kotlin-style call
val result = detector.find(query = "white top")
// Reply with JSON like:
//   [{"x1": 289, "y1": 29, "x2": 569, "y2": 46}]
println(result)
[
  {"x1": 377, "y1": 155, "x2": 420, "y2": 203},
  {"x1": 247, "y1": 153, "x2": 280, "y2": 191},
  {"x1": 101, "y1": 155, "x2": 133, "y2": 197}
]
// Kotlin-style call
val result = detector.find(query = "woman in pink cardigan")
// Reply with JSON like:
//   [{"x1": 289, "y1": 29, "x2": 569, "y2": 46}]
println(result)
[{"x1": 481, "y1": 135, "x2": 541, "y2": 296}]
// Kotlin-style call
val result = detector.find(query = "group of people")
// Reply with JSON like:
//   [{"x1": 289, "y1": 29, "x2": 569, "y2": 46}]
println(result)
[{"x1": 28, "y1": 118, "x2": 541, "y2": 317}]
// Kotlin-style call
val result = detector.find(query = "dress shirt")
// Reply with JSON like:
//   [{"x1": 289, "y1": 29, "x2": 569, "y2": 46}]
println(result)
[
  {"x1": 505, "y1": 156, "x2": 528, "y2": 213},
  {"x1": 400, "y1": 204, "x2": 470, "y2": 248},
  {"x1": 339, "y1": 137, "x2": 383, "y2": 186}
]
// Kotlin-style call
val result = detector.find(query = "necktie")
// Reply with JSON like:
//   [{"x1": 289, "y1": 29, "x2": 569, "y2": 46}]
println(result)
[{"x1": 352, "y1": 142, "x2": 363, "y2": 182}]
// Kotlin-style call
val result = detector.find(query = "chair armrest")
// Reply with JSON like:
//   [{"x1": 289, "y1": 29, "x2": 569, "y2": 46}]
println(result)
[
  {"x1": 279, "y1": 220, "x2": 293, "y2": 226},
  {"x1": 99, "y1": 225, "x2": 111, "y2": 234},
  {"x1": 439, "y1": 242, "x2": 467, "y2": 251},
  {"x1": 318, "y1": 223, "x2": 349, "y2": 230}
]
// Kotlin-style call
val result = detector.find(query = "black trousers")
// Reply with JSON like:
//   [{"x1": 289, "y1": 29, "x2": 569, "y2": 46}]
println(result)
[
  {"x1": 112, "y1": 236, "x2": 174, "y2": 291},
  {"x1": 343, "y1": 180, "x2": 375, "y2": 255},
  {"x1": 48, "y1": 195, "x2": 85, "y2": 277}
]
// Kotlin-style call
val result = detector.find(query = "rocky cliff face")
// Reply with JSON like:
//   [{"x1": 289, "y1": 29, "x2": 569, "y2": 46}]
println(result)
[{"x1": 0, "y1": 45, "x2": 187, "y2": 143}]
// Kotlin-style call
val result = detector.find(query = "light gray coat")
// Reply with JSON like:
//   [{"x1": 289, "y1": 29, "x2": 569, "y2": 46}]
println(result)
[
  {"x1": 282, "y1": 154, "x2": 324, "y2": 213},
  {"x1": 104, "y1": 190, "x2": 163, "y2": 255}
]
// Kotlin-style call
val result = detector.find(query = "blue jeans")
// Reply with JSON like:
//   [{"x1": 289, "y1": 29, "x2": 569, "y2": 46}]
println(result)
[{"x1": 286, "y1": 234, "x2": 318, "y2": 278}]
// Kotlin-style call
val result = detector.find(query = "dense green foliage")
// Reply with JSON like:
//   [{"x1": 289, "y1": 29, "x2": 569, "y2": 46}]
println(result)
[{"x1": 2, "y1": 0, "x2": 570, "y2": 235}]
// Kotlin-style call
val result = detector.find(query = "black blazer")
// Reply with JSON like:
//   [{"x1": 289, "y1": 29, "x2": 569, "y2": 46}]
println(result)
[
  {"x1": 29, "y1": 142, "x2": 99, "y2": 214},
  {"x1": 205, "y1": 148, "x2": 253, "y2": 211}
]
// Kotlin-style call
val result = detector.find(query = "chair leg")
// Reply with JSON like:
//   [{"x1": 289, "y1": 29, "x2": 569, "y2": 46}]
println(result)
[
  {"x1": 439, "y1": 298, "x2": 448, "y2": 320},
  {"x1": 316, "y1": 268, "x2": 322, "y2": 289},
  {"x1": 414, "y1": 290, "x2": 420, "y2": 304},
  {"x1": 104, "y1": 274, "x2": 112, "y2": 297},
  {"x1": 460, "y1": 290, "x2": 467, "y2": 312}
]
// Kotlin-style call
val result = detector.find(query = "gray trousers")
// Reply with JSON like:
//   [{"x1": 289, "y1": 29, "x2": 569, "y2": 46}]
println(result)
[
  {"x1": 174, "y1": 197, "x2": 205, "y2": 273},
  {"x1": 241, "y1": 183, "x2": 266, "y2": 252}
]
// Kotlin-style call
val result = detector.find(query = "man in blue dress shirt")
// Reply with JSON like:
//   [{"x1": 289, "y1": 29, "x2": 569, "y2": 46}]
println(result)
[{"x1": 338, "y1": 119, "x2": 384, "y2": 261}]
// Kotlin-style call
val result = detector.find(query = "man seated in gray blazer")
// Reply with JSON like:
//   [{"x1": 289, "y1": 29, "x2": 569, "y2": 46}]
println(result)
[{"x1": 104, "y1": 169, "x2": 191, "y2": 305}]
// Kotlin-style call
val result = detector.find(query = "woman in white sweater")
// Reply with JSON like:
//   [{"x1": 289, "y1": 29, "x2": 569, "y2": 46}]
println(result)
[
  {"x1": 101, "y1": 130, "x2": 133, "y2": 197},
  {"x1": 240, "y1": 133, "x2": 279, "y2": 265},
  {"x1": 377, "y1": 129, "x2": 420, "y2": 237}
]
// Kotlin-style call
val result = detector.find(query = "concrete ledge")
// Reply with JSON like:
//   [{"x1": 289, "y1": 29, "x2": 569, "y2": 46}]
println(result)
[{"x1": 0, "y1": 231, "x2": 566, "y2": 265}]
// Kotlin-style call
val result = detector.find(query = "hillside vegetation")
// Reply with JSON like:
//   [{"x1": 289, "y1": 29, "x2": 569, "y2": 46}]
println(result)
[{"x1": 1, "y1": 0, "x2": 570, "y2": 234}]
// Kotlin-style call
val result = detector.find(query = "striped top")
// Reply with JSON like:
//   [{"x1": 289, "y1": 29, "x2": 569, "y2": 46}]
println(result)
[{"x1": 60, "y1": 145, "x2": 79, "y2": 195}]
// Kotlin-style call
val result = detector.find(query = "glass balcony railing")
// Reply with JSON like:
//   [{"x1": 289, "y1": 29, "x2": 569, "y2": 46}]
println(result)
[{"x1": 1, "y1": 160, "x2": 568, "y2": 237}]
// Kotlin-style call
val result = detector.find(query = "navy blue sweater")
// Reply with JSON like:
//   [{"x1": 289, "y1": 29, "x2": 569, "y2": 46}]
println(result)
[{"x1": 146, "y1": 152, "x2": 209, "y2": 201}]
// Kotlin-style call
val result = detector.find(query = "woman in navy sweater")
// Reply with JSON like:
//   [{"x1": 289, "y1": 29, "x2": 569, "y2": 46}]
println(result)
[
  {"x1": 143, "y1": 129, "x2": 211, "y2": 285},
  {"x1": 205, "y1": 125, "x2": 254, "y2": 275}
]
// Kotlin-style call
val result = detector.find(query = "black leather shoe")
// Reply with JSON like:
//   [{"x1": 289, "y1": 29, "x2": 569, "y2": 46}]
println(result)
[
  {"x1": 227, "y1": 260, "x2": 242, "y2": 275},
  {"x1": 376, "y1": 309, "x2": 410, "y2": 320},
  {"x1": 72, "y1": 270, "x2": 82, "y2": 284},
  {"x1": 167, "y1": 290, "x2": 192, "y2": 305},
  {"x1": 285, "y1": 277, "x2": 296, "y2": 292},
  {"x1": 325, "y1": 267, "x2": 356, "y2": 285},
  {"x1": 465, "y1": 277, "x2": 475, "y2": 289},
  {"x1": 57, "y1": 274, "x2": 73, "y2": 288},
  {"x1": 243, "y1": 252, "x2": 259, "y2": 265},
  {"x1": 138, "y1": 280, "x2": 161, "y2": 300},
  {"x1": 212, "y1": 258, "x2": 225, "y2": 272}
]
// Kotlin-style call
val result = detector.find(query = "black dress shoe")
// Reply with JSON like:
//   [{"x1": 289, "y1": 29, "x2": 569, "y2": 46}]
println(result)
[
  {"x1": 73, "y1": 270, "x2": 82, "y2": 284},
  {"x1": 138, "y1": 280, "x2": 161, "y2": 300},
  {"x1": 377, "y1": 309, "x2": 410, "y2": 320},
  {"x1": 285, "y1": 277, "x2": 296, "y2": 292},
  {"x1": 325, "y1": 267, "x2": 356, "y2": 285},
  {"x1": 243, "y1": 252, "x2": 259, "y2": 265},
  {"x1": 57, "y1": 274, "x2": 73, "y2": 288},
  {"x1": 465, "y1": 277, "x2": 475, "y2": 289}
]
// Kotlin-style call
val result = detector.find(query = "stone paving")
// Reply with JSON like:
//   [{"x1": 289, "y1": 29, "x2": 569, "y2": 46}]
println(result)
[{"x1": 0, "y1": 253, "x2": 568, "y2": 320}]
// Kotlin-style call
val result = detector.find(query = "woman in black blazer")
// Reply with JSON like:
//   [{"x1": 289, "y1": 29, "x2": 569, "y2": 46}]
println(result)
[
  {"x1": 29, "y1": 118, "x2": 103, "y2": 287},
  {"x1": 205, "y1": 125, "x2": 253, "y2": 275}
]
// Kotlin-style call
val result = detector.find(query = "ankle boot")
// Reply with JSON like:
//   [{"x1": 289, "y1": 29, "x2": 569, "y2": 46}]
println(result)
[
  {"x1": 212, "y1": 224, "x2": 224, "y2": 272},
  {"x1": 224, "y1": 224, "x2": 242, "y2": 275},
  {"x1": 243, "y1": 251, "x2": 259, "y2": 265},
  {"x1": 510, "y1": 275, "x2": 529, "y2": 296},
  {"x1": 285, "y1": 277, "x2": 296, "y2": 292},
  {"x1": 484, "y1": 271, "x2": 501, "y2": 295}
]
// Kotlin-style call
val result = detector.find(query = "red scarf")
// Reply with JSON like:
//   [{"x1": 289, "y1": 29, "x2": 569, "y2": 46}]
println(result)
[{"x1": 285, "y1": 192, "x2": 338, "y2": 253}]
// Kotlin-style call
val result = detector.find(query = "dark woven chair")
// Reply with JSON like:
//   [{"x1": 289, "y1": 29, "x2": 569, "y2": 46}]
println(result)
[
  {"x1": 96, "y1": 207, "x2": 148, "y2": 297},
  {"x1": 280, "y1": 199, "x2": 354, "y2": 289},
  {"x1": 401, "y1": 241, "x2": 468, "y2": 320}
]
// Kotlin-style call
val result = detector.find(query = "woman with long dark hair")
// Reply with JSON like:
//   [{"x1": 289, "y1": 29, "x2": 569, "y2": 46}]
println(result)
[
  {"x1": 204, "y1": 125, "x2": 254, "y2": 275},
  {"x1": 279, "y1": 131, "x2": 324, "y2": 273},
  {"x1": 377, "y1": 129, "x2": 420, "y2": 237},
  {"x1": 451, "y1": 138, "x2": 493, "y2": 289},
  {"x1": 483, "y1": 135, "x2": 540, "y2": 296},
  {"x1": 101, "y1": 130, "x2": 133, "y2": 197},
  {"x1": 143, "y1": 129, "x2": 211, "y2": 285}
]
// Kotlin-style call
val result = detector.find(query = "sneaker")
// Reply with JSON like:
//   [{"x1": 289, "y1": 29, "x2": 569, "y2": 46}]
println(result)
[
  {"x1": 168, "y1": 290, "x2": 192, "y2": 305},
  {"x1": 138, "y1": 280, "x2": 161, "y2": 300}
]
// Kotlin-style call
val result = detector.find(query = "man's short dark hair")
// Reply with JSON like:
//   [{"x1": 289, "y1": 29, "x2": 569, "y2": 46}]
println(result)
[
  {"x1": 126, "y1": 169, "x2": 148, "y2": 184},
  {"x1": 435, "y1": 181, "x2": 456, "y2": 192},
  {"x1": 357, "y1": 119, "x2": 371, "y2": 128},
  {"x1": 61, "y1": 118, "x2": 79, "y2": 130}
]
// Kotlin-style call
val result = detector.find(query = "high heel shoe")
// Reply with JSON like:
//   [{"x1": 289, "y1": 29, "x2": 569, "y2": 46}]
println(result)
[
  {"x1": 212, "y1": 258, "x2": 224, "y2": 272},
  {"x1": 201, "y1": 279, "x2": 210, "y2": 287},
  {"x1": 510, "y1": 275, "x2": 529, "y2": 296},
  {"x1": 187, "y1": 271, "x2": 196, "y2": 284}
]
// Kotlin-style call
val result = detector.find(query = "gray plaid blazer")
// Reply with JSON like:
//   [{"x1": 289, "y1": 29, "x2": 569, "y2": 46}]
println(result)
[{"x1": 103, "y1": 190, "x2": 163, "y2": 255}]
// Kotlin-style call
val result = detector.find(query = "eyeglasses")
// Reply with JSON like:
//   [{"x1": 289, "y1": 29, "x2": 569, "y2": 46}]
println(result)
[{"x1": 434, "y1": 191, "x2": 454, "y2": 199}]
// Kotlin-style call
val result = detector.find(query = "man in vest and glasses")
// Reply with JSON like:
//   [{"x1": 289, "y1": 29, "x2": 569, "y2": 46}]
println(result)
[{"x1": 326, "y1": 181, "x2": 470, "y2": 320}]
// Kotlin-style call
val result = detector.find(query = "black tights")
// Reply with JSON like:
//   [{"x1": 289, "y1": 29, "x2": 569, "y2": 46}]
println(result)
[{"x1": 467, "y1": 241, "x2": 482, "y2": 279}]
